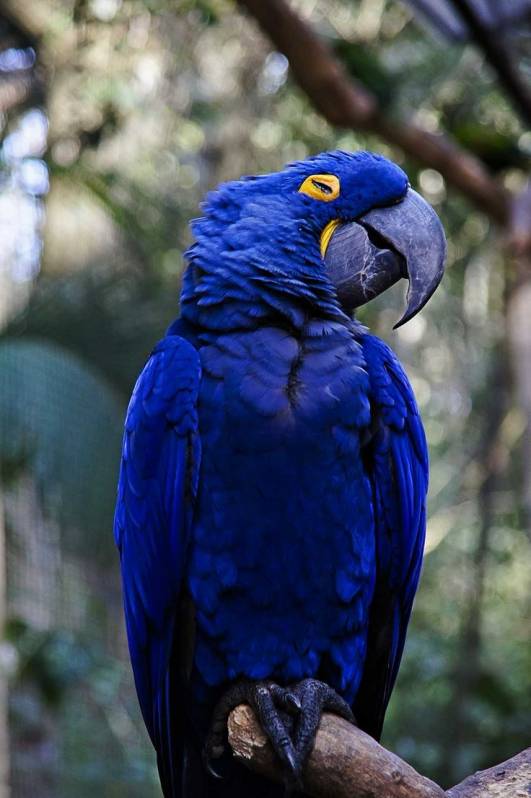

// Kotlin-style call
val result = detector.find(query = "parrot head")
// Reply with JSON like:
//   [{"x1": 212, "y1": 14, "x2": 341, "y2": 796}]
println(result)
[{"x1": 182, "y1": 150, "x2": 446, "y2": 330}]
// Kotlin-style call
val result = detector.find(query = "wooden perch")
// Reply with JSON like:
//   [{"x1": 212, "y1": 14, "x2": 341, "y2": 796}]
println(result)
[
  {"x1": 228, "y1": 705, "x2": 444, "y2": 798},
  {"x1": 228, "y1": 704, "x2": 531, "y2": 798}
]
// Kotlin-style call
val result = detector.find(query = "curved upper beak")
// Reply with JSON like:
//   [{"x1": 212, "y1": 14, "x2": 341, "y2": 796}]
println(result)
[{"x1": 324, "y1": 188, "x2": 446, "y2": 328}]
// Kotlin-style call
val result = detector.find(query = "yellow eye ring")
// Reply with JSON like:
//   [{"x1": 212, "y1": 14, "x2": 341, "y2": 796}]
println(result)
[{"x1": 298, "y1": 174, "x2": 340, "y2": 202}]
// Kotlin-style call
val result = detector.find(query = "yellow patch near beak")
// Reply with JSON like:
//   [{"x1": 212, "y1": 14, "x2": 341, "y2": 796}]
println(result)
[{"x1": 320, "y1": 220, "x2": 341, "y2": 259}]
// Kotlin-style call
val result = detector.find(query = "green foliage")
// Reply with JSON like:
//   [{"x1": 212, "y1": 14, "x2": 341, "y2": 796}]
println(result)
[
  {"x1": 334, "y1": 41, "x2": 397, "y2": 106},
  {"x1": 7, "y1": 617, "x2": 159, "y2": 796},
  {"x1": 7, "y1": 272, "x2": 177, "y2": 395},
  {"x1": 0, "y1": 340, "x2": 124, "y2": 559},
  {"x1": 6, "y1": 618, "x2": 93, "y2": 707},
  {"x1": 450, "y1": 123, "x2": 529, "y2": 172}
]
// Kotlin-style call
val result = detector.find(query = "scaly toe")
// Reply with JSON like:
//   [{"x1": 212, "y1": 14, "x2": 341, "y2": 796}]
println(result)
[
  {"x1": 289, "y1": 678, "x2": 355, "y2": 765},
  {"x1": 204, "y1": 680, "x2": 303, "y2": 786}
]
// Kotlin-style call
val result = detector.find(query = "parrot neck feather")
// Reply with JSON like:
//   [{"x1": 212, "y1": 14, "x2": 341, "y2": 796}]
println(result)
[{"x1": 180, "y1": 190, "x2": 350, "y2": 333}]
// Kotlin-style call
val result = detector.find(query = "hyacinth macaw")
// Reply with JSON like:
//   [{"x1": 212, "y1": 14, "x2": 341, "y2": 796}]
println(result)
[{"x1": 114, "y1": 150, "x2": 446, "y2": 798}]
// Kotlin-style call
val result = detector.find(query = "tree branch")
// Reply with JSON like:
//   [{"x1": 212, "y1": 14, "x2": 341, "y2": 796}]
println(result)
[
  {"x1": 228, "y1": 704, "x2": 531, "y2": 798},
  {"x1": 236, "y1": 0, "x2": 509, "y2": 224},
  {"x1": 446, "y1": 747, "x2": 531, "y2": 797},
  {"x1": 446, "y1": 0, "x2": 531, "y2": 128}
]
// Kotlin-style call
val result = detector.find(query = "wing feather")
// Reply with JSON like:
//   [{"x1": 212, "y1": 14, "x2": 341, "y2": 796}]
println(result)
[
  {"x1": 355, "y1": 334, "x2": 428, "y2": 740},
  {"x1": 114, "y1": 335, "x2": 201, "y2": 793}
]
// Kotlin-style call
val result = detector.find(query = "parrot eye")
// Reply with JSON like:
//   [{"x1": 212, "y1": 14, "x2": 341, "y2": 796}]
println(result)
[
  {"x1": 298, "y1": 174, "x2": 340, "y2": 202},
  {"x1": 312, "y1": 179, "x2": 332, "y2": 194}
]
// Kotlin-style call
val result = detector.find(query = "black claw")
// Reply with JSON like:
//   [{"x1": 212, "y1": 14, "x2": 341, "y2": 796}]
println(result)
[
  {"x1": 204, "y1": 677, "x2": 354, "y2": 792},
  {"x1": 206, "y1": 760, "x2": 225, "y2": 780},
  {"x1": 202, "y1": 749, "x2": 225, "y2": 780},
  {"x1": 284, "y1": 745, "x2": 299, "y2": 775},
  {"x1": 272, "y1": 687, "x2": 302, "y2": 717},
  {"x1": 285, "y1": 692, "x2": 302, "y2": 714}
]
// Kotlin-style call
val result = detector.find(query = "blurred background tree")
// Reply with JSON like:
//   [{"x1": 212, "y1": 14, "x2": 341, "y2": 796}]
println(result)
[{"x1": 0, "y1": 0, "x2": 530, "y2": 795}]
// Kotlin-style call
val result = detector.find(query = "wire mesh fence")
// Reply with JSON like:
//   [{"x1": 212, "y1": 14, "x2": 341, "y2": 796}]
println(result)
[{"x1": 0, "y1": 340, "x2": 159, "y2": 797}]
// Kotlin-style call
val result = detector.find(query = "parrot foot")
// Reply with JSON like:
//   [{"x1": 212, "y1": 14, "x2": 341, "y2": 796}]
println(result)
[
  {"x1": 287, "y1": 678, "x2": 355, "y2": 768},
  {"x1": 203, "y1": 678, "x2": 354, "y2": 794},
  {"x1": 204, "y1": 680, "x2": 301, "y2": 788}
]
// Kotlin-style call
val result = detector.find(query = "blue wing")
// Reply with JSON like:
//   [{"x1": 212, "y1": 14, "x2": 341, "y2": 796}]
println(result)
[
  {"x1": 114, "y1": 335, "x2": 201, "y2": 793},
  {"x1": 355, "y1": 334, "x2": 428, "y2": 740}
]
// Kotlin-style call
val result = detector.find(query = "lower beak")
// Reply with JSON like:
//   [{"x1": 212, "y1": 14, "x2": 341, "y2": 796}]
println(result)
[{"x1": 324, "y1": 188, "x2": 446, "y2": 328}]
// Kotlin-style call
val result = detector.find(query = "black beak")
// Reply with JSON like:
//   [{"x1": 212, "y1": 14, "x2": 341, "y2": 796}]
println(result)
[{"x1": 324, "y1": 188, "x2": 446, "y2": 328}]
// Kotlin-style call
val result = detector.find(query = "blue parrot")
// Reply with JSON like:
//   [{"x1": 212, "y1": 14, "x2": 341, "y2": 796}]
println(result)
[{"x1": 114, "y1": 150, "x2": 446, "y2": 797}]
